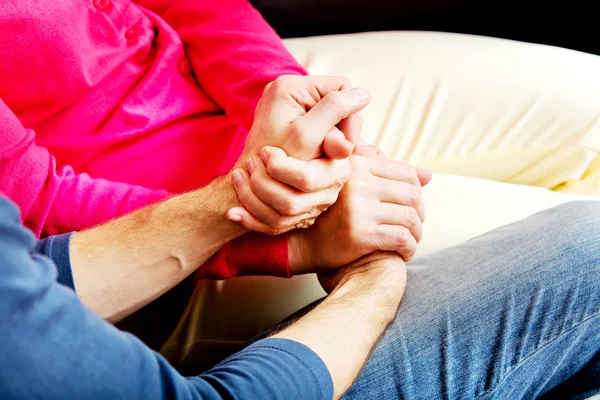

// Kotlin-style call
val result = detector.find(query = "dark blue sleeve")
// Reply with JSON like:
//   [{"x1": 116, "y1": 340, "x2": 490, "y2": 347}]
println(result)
[
  {"x1": 36, "y1": 232, "x2": 75, "y2": 290},
  {"x1": 0, "y1": 197, "x2": 333, "y2": 400}
]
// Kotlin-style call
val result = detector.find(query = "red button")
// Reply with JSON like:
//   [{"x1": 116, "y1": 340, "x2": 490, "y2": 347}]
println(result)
[
  {"x1": 93, "y1": 0, "x2": 111, "y2": 10},
  {"x1": 125, "y1": 26, "x2": 141, "y2": 39},
  {"x1": 178, "y1": 58, "x2": 191, "y2": 75}
]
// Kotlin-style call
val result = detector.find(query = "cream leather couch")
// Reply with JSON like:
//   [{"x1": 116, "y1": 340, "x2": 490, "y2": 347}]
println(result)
[{"x1": 162, "y1": 32, "x2": 600, "y2": 390}]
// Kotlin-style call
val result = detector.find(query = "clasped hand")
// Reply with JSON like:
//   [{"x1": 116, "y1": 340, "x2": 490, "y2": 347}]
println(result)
[{"x1": 228, "y1": 75, "x2": 431, "y2": 284}]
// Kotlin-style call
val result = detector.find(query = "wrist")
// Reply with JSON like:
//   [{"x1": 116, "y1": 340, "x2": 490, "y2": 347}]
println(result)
[
  {"x1": 330, "y1": 253, "x2": 406, "y2": 322},
  {"x1": 288, "y1": 229, "x2": 315, "y2": 275},
  {"x1": 163, "y1": 174, "x2": 248, "y2": 268}
]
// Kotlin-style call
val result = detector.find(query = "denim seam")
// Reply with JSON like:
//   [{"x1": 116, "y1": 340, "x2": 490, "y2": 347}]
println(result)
[
  {"x1": 479, "y1": 310, "x2": 600, "y2": 399},
  {"x1": 250, "y1": 344, "x2": 328, "y2": 400}
]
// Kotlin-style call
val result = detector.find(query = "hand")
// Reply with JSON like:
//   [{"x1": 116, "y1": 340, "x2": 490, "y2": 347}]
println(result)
[
  {"x1": 239, "y1": 75, "x2": 368, "y2": 161},
  {"x1": 318, "y1": 251, "x2": 407, "y2": 298},
  {"x1": 273, "y1": 251, "x2": 406, "y2": 399},
  {"x1": 227, "y1": 76, "x2": 370, "y2": 234},
  {"x1": 229, "y1": 146, "x2": 350, "y2": 234},
  {"x1": 289, "y1": 144, "x2": 432, "y2": 275}
]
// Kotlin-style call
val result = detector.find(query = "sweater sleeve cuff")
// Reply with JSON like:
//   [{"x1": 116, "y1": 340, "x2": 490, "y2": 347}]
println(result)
[
  {"x1": 227, "y1": 232, "x2": 290, "y2": 278},
  {"x1": 35, "y1": 232, "x2": 75, "y2": 291},
  {"x1": 219, "y1": 337, "x2": 334, "y2": 400}
]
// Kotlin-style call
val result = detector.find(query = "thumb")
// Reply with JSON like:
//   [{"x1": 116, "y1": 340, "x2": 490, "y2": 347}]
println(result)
[
  {"x1": 323, "y1": 127, "x2": 354, "y2": 159},
  {"x1": 417, "y1": 168, "x2": 433, "y2": 187}
]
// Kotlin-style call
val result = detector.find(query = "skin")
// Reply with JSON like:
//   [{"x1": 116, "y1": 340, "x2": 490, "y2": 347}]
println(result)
[
  {"x1": 68, "y1": 76, "x2": 373, "y2": 322},
  {"x1": 226, "y1": 75, "x2": 371, "y2": 234},
  {"x1": 233, "y1": 143, "x2": 433, "y2": 275},
  {"x1": 67, "y1": 76, "x2": 423, "y2": 396},
  {"x1": 274, "y1": 251, "x2": 406, "y2": 399}
]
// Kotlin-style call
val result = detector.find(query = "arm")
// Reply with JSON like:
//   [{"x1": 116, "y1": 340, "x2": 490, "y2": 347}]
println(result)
[
  {"x1": 69, "y1": 175, "x2": 251, "y2": 322},
  {"x1": 67, "y1": 78, "x2": 370, "y2": 321},
  {"x1": 0, "y1": 197, "x2": 332, "y2": 400},
  {"x1": 273, "y1": 252, "x2": 406, "y2": 399},
  {"x1": 0, "y1": 98, "x2": 169, "y2": 237},
  {"x1": 0, "y1": 95, "x2": 285, "y2": 288},
  {"x1": 135, "y1": 0, "x2": 307, "y2": 130}
]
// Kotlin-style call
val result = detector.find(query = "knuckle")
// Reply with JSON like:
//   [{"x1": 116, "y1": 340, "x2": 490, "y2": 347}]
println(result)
[
  {"x1": 264, "y1": 227, "x2": 280, "y2": 236},
  {"x1": 323, "y1": 92, "x2": 344, "y2": 112},
  {"x1": 394, "y1": 228, "x2": 411, "y2": 249},
  {"x1": 297, "y1": 218, "x2": 316, "y2": 230},
  {"x1": 280, "y1": 199, "x2": 300, "y2": 216},
  {"x1": 265, "y1": 213, "x2": 285, "y2": 230},
  {"x1": 365, "y1": 144, "x2": 379, "y2": 155},
  {"x1": 403, "y1": 207, "x2": 420, "y2": 227},
  {"x1": 321, "y1": 191, "x2": 339, "y2": 209},
  {"x1": 249, "y1": 173, "x2": 263, "y2": 192},
  {"x1": 288, "y1": 119, "x2": 307, "y2": 140},
  {"x1": 407, "y1": 186, "x2": 422, "y2": 207},
  {"x1": 406, "y1": 165, "x2": 419, "y2": 183},
  {"x1": 350, "y1": 154, "x2": 368, "y2": 171},
  {"x1": 269, "y1": 76, "x2": 291, "y2": 97},
  {"x1": 310, "y1": 206, "x2": 325, "y2": 218},
  {"x1": 297, "y1": 170, "x2": 315, "y2": 192}
]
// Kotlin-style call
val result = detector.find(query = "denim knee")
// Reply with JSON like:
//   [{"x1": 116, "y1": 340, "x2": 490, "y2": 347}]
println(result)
[
  {"x1": 547, "y1": 200, "x2": 600, "y2": 230},
  {"x1": 533, "y1": 200, "x2": 600, "y2": 270}
]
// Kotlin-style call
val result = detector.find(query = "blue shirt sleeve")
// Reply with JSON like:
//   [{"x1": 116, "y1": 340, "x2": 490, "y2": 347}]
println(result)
[
  {"x1": 0, "y1": 197, "x2": 333, "y2": 400},
  {"x1": 35, "y1": 232, "x2": 75, "y2": 290}
]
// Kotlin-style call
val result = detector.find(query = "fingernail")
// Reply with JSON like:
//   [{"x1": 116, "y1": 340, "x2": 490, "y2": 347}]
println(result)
[
  {"x1": 228, "y1": 213, "x2": 242, "y2": 222},
  {"x1": 246, "y1": 158, "x2": 255, "y2": 174},
  {"x1": 353, "y1": 88, "x2": 370, "y2": 101},
  {"x1": 259, "y1": 148, "x2": 269, "y2": 164},
  {"x1": 231, "y1": 170, "x2": 243, "y2": 189}
]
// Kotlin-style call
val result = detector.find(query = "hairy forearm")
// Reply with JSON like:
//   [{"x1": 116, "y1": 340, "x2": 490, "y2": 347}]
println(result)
[
  {"x1": 69, "y1": 175, "x2": 247, "y2": 322},
  {"x1": 273, "y1": 253, "x2": 406, "y2": 399}
]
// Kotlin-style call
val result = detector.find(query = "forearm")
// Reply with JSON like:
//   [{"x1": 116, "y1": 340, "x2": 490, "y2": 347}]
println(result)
[
  {"x1": 70, "y1": 175, "x2": 246, "y2": 322},
  {"x1": 273, "y1": 253, "x2": 406, "y2": 399},
  {"x1": 0, "y1": 198, "x2": 332, "y2": 400}
]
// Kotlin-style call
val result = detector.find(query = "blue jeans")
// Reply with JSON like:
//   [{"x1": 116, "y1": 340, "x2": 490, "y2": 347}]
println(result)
[{"x1": 343, "y1": 201, "x2": 600, "y2": 399}]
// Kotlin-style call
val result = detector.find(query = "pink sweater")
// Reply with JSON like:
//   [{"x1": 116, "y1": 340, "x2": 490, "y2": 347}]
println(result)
[{"x1": 0, "y1": 0, "x2": 307, "y2": 278}]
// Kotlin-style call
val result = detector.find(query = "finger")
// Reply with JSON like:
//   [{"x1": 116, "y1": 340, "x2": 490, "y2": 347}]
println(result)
[
  {"x1": 370, "y1": 158, "x2": 420, "y2": 185},
  {"x1": 323, "y1": 127, "x2": 354, "y2": 159},
  {"x1": 262, "y1": 146, "x2": 350, "y2": 193},
  {"x1": 336, "y1": 110, "x2": 363, "y2": 148},
  {"x1": 231, "y1": 168, "x2": 319, "y2": 233},
  {"x1": 354, "y1": 144, "x2": 383, "y2": 158},
  {"x1": 417, "y1": 168, "x2": 433, "y2": 186},
  {"x1": 376, "y1": 225, "x2": 419, "y2": 262},
  {"x1": 303, "y1": 88, "x2": 370, "y2": 132},
  {"x1": 226, "y1": 206, "x2": 277, "y2": 234},
  {"x1": 227, "y1": 206, "x2": 317, "y2": 235},
  {"x1": 375, "y1": 178, "x2": 425, "y2": 221},
  {"x1": 232, "y1": 168, "x2": 291, "y2": 230},
  {"x1": 284, "y1": 88, "x2": 370, "y2": 159},
  {"x1": 376, "y1": 204, "x2": 423, "y2": 243},
  {"x1": 288, "y1": 76, "x2": 354, "y2": 111},
  {"x1": 265, "y1": 76, "x2": 354, "y2": 124},
  {"x1": 248, "y1": 155, "x2": 335, "y2": 216}
]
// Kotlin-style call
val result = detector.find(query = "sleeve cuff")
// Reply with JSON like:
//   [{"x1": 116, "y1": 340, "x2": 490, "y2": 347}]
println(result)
[
  {"x1": 35, "y1": 232, "x2": 75, "y2": 291},
  {"x1": 216, "y1": 337, "x2": 334, "y2": 400},
  {"x1": 227, "y1": 232, "x2": 290, "y2": 278}
]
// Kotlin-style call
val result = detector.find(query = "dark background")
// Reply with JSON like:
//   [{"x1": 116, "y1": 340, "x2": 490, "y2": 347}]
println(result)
[{"x1": 249, "y1": 0, "x2": 598, "y2": 55}]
